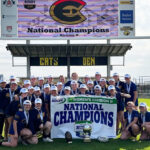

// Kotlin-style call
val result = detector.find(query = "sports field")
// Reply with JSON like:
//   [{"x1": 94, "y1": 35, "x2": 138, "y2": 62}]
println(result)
[{"x1": 1, "y1": 99, "x2": 150, "y2": 150}]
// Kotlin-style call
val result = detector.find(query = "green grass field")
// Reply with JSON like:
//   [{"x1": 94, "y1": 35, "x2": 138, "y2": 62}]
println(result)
[{"x1": 1, "y1": 99, "x2": 150, "y2": 150}]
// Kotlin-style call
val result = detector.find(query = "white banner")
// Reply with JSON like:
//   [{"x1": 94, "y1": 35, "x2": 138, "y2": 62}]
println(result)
[{"x1": 51, "y1": 96, "x2": 117, "y2": 139}]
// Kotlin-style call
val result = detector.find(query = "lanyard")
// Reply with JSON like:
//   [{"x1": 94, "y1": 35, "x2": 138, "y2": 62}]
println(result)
[
  {"x1": 9, "y1": 88, "x2": 15, "y2": 102},
  {"x1": 27, "y1": 95, "x2": 32, "y2": 101},
  {"x1": 24, "y1": 111, "x2": 29, "y2": 124},
  {"x1": 102, "y1": 87, "x2": 105, "y2": 93},
  {"x1": 116, "y1": 81, "x2": 120, "y2": 88},
  {"x1": 126, "y1": 82, "x2": 131, "y2": 93},
  {"x1": 141, "y1": 114, "x2": 145, "y2": 123},
  {"x1": 71, "y1": 89, "x2": 77, "y2": 95},
  {"x1": 19, "y1": 96, "x2": 23, "y2": 108},
  {"x1": 39, "y1": 110, "x2": 43, "y2": 121},
  {"x1": 128, "y1": 112, "x2": 132, "y2": 123}
]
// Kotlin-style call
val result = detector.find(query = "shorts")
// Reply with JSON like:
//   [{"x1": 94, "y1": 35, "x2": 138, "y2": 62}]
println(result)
[{"x1": 125, "y1": 99, "x2": 138, "y2": 106}]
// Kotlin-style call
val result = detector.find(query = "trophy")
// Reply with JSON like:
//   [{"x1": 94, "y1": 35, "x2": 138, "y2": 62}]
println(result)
[{"x1": 83, "y1": 124, "x2": 92, "y2": 142}]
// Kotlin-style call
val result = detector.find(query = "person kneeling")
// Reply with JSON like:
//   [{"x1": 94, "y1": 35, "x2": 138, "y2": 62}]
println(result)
[
  {"x1": 1, "y1": 100, "x2": 38, "y2": 147},
  {"x1": 32, "y1": 98, "x2": 53, "y2": 142},
  {"x1": 139, "y1": 102, "x2": 150, "y2": 140},
  {"x1": 120, "y1": 101, "x2": 140, "y2": 140}
]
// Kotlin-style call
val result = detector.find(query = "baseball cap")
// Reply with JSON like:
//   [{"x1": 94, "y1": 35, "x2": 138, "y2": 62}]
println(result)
[
  {"x1": 20, "y1": 88, "x2": 28, "y2": 94},
  {"x1": 9, "y1": 75, "x2": 15, "y2": 80},
  {"x1": 34, "y1": 86, "x2": 40, "y2": 91},
  {"x1": 64, "y1": 86, "x2": 71, "y2": 91},
  {"x1": 0, "y1": 79, "x2": 6, "y2": 84},
  {"x1": 24, "y1": 80, "x2": 31, "y2": 85},
  {"x1": 109, "y1": 78, "x2": 115, "y2": 82},
  {"x1": 35, "y1": 98, "x2": 42, "y2": 104},
  {"x1": 44, "y1": 84, "x2": 50, "y2": 89},
  {"x1": 28, "y1": 86, "x2": 34, "y2": 90},
  {"x1": 87, "y1": 80, "x2": 94, "y2": 85},
  {"x1": 30, "y1": 75, "x2": 36, "y2": 79},
  {"x1": 51, "y1": 86, "x2": 57, "y2": 91},
  {"x1": 100, "y1": 78, "x2": 106, "y2": 82},
  {"x1": 47, "y1": 75, "x2": 53, "y2": 78},
  {"x1": 57, "y1": 82, "x2": 63, "y2": 86},
  {"x1": 108, "y1": 85, "x2": 115, "y2": 91},
  {"x1": 85, "y1": 75, "x2": 90, "y2": 78},
  {"x1": 23, "y1": 100, "x2": 31, "y2": 105},
  {"x1": 94, "y1": 85, "x2": 101, "y2": 90},
  {"x1": 38, "y1": 77, "x2": 44, "y2": 81},
  {"x1": 71, "y1": 80, "x2": 78, "y2": 85},
  {"x1": 113, "y1": 73, "x2": 119, "y2": 77},
  {"x1": 124, "y1": 74, "x2": 131, "y2": 78},
  {"x1": 139, "y1": 102, "x2": 147, "y2": 107},
  {"x1": 10, "y1": 81, "x2": 17, "y2": 85},
  {"x1": 95, "y1": 72, "x2": 101, "y2": 75},
  {"x1": 80, "y1": 84, "x2": 87, "y2": 89}
]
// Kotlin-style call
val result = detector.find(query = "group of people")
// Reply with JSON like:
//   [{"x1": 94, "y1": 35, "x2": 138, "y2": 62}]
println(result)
[{"x1": 0, "y1": 72, "x2": 149, "y2": 147}]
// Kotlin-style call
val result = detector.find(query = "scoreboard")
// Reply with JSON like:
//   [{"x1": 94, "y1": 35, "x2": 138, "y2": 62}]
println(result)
[{"x1": 1, "y1": 0, "x2": 135, "y2": 39}]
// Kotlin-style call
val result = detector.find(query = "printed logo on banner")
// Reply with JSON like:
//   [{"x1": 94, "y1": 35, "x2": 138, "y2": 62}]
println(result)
[
  {"x1": 3, "y1": 0, "x2": 15, "y2": 7},
  {"x1": 24, "y1": 0, "x2": 36, "y2": 9},
  {"x1": 120, "y1": 1, "x2": 133, "y2": 5},
  {"x1": 50, "y1": 0, "x2": 86, "y2": 25},
  {"x1": 75, "y1": 121, "x2": 92, "y2": 138},
  {"x1": 6, "y1": 26, "x2": 12, "y2": 32},
  {"x1": 120, "y1": 26, "x2": 133, "y2": 36},
  {"x1": 120, "y1": 10, "x2": 133, "y2": 24}
]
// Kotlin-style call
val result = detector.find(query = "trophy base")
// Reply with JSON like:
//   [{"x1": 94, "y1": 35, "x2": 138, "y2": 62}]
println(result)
[{"x1": 84, "y1": 138, "x2": 91, "y2": 143}]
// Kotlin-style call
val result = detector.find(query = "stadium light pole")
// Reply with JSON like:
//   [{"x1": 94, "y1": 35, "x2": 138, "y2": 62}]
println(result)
[{"x1": 26, "y1": 40, "x2": 31, "y2": 78}]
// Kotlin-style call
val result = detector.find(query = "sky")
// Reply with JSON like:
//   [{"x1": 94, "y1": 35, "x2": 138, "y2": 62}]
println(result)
[{"x1": 0, "y1": 0, "x2": 150, "y2": 82}]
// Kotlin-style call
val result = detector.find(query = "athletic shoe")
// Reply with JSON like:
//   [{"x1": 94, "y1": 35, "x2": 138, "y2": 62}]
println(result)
[
  {"x1": 21, "y1": 140, "x2": 28, "y2": 146},
  {"x1": 43, "y1": 137, "x2": 53, "y2": 142}
]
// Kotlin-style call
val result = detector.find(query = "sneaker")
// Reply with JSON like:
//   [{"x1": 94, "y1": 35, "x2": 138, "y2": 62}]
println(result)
[
  {"x1": 43, "y1": 137, "x2": 53, "y2": 142},
  {"x1": 21, "y1": 140, "x2": 28, "y2": 146}
]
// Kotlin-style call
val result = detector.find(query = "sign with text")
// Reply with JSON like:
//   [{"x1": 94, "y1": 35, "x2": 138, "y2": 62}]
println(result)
[
  {"x1": 30, "y1": 57, "x2": 108, "y2": 66},
  {"x1": 51, "y1": 96, "x2": 117, "y2": 139},
  {"x1": 1, "y1": 0, "x2": 135, "y2": 39}
]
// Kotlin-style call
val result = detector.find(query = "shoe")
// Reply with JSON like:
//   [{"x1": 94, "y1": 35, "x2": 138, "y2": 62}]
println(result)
[
  {"x1": 43, "y1": 137, "x2": 53, "y2": 142},
  {"x1": 21, "y1": 140, "x2": 28, "y2": 146}
]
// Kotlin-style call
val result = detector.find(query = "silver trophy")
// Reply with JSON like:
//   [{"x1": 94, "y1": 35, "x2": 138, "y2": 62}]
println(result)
[{"x1": 83, "y1": 124, "x2": 92, "y2": 142}]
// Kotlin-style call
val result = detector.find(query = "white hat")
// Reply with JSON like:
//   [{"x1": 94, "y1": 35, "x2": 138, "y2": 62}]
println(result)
[
  {"x1": 124, "y1": 74, "x2": 131, "y2": 78},
  {"x1": 139, "y1": 102, "x2": 147, "y2": 107},
  {"x1": 80, "y1": 84, "x2": 87, "y2": 89},
  {"x1": 87, "y1": 80, "x2": 94, "y2": 85},
  {"x1": 28, "y1": 86, "x2": 34, "y2": 90},
  {"x1": 85, "y1": 75, "x2": 90, "y2": 78},
  {"x1": 47, "y1": 75, "x2": 53, "y2": 78},
  {"x1": 57, "y1": 82, "x2": 63, "y2": 86},
  {"x1": 24, "y1": 80, "x2": 31, "y2": 85},
  {"x1": 113, "y1": 72, "x2": 119, "y2": 76},
  {"x1": 0, "y1": 79, "x2": 6, "y2": 84},
  {"x1": 38, "y1": 77, "x2": 44, "y2": 81},
  {"x1": 51, "y1": 86, "x2": 57, "y2": 91},
  {"x1": 64, "y1": 86, "x2": 71, "y2": 91},
  {"x1": 44, "y1": 84, "x2": 50, "y2": 89},
  {"x1": 109, "y1": 78, "x2": 115, "y2": 82},
  {"x1": 95, "y1": 72, "x2": 101, "y2": 75},
  {"x1": 20, "y1": 88, "x2": 28, "y2": 94},
  {"x1": 10, "y1": 81, "x2": 17, "y2": 85},
  {"x1": 94, "y1": 85, "x2": 102, "y2": 90},
  {"x1": 30, "y1": 75, "x2": 36, "y2": 79},
  {"x1": 100, "y1": 78, "x2": 106, "y2": 82},
  {"x1": 71, "y1": 80, "x2": 78, "y2": 85},
  {"x1": 34, "y1": 86, "x2": 40, "y2": 91},
  {"x1": 35, "y1": 98, "x2": 42, "y2": 104},
  {"x1": 108, "y1": 85, "x2": 115, "y2": 91},
  {"x1": 23, "y1": 100, "x2": 31, "y2": 105},
  {"x1": 9, "y1": 75, "x2": 15, "y2": 80}
]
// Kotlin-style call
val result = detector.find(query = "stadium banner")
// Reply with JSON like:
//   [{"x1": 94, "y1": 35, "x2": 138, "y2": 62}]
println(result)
[
  {"x1": 51, "y1": 96, "x2": 117, "y2": 139},
  {"x1": 1, "y1": 0, "x2": 135, "y2": 39}
]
